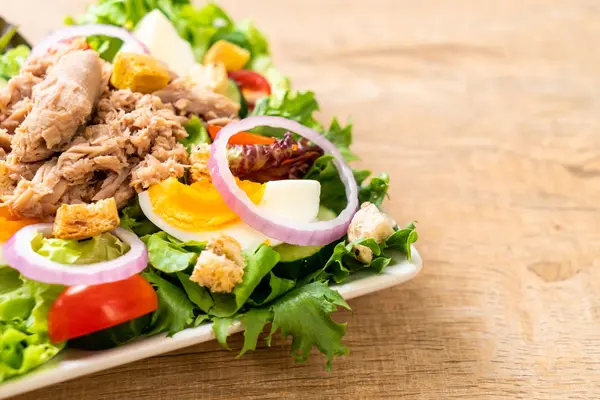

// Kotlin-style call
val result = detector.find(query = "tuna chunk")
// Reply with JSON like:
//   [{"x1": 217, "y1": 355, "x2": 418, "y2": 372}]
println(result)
[
  {"x1": 154, "y1": 78, "x2": 239, "y2": 120},
  {"x1": 11, "y1": 50, "x2": 105, "y2": 162},
  {"x1": 0, "y1": 38, "x2": 90, "y2": 134},
  {"x1": 6, "y1": 158, "x2": 69, "y2": 217}
]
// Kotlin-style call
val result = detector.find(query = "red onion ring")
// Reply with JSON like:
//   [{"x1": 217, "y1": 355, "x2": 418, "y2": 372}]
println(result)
[
  {"x1": 2, "y1": 224, "x2": 148, "y2": 285},
  {"x1": 30, "y1": 24, "x2": 149, "y2": 59},
  {"x1": 208, "y1": 116, "x2": 359, "y2": 246}
]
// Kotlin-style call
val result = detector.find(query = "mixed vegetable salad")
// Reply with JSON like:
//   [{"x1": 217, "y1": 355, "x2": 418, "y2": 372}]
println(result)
[{"x1": 0, "y1": 1, "x2": 418, "y2": 382}]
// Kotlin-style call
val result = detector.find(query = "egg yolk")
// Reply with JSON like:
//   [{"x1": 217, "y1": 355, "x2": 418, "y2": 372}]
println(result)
[
  {"x1": 0, "y1": 205, "x2": 40, "y2": 242},
  {"x1": 148, "y1": 177, "x2": 265, "y2": 231}
]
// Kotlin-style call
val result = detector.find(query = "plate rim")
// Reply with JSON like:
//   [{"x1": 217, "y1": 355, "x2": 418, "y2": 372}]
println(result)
[{"x1": 0, "y1": 246, "x2": 423, "y2": 399}]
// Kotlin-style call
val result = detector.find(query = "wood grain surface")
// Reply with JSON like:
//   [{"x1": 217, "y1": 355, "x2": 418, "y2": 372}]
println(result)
[{"x1": 3, "y1": 0, "x2": 600, "y2": 398}]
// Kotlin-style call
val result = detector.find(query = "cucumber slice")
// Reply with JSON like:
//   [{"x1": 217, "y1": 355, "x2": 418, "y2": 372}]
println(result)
[
  {"x1": 68, "y1": 313, "x2": 151, "y2": 351},
  {"x1": 276, "y1": 244, "x2": 323, "y2": 263},
  {"x1": 316, "y1": 206, "x2": 337, "y2": 222},
  {"x1": 273, "y1": 242, "x2": 336, "y2": 280},
  {"x1": 272, "y1": 206, "x2": 340, "y2": 279},
  {"x1": 223, "y1": 79, "x2": 248, "y2": 118}
]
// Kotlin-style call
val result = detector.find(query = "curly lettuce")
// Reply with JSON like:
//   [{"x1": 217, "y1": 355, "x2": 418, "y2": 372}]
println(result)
[{"x1": 0, "y1": 267, "x2": 64, "y2": 383}]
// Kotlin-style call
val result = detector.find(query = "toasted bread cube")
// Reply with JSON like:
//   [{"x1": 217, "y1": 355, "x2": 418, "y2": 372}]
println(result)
[
  {"x1": 53, "y1": 198, "x2": 120, "y2": 240},
  {"x1": 190, "y1": 235, "x2": 245, "y2": 293},
  {"x1": 204, "y1": 40, "x2": 250, "y2": 72},
  {"x1": 110, "y1": 52, "x2": 170, "y2": 94}
]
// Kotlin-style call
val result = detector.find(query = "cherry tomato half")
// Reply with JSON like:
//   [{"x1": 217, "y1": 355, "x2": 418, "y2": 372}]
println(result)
[
  {"x1": 48, "y1": 274, "x2": 158, "y2": 343},
  {"x1": 228, "y1": 70, "x2": 272, "y2": 108}
]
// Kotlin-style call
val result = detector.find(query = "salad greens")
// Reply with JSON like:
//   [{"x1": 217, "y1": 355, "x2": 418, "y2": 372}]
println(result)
[{"x1": 0, "y1": 268, "x2": 63, "y2": 383}]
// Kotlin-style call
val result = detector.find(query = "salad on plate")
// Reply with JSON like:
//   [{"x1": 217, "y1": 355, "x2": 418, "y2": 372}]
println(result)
[{"x1": 0, "y1": 0, "x2": 418, "y2": 383}]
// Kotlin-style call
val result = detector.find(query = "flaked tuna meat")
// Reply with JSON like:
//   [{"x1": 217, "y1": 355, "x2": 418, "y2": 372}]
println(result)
[
  {"x1": 11, "y1": 50, "x2": 105, "y2": 162},
  {"x1": 154, "y1": 78, "x2": 239, "y2": 120},
  {"x1": 5, "y1": 158, "x2": 69, "y2": 217},
  {"x1": 0, "y1": 38, "x2": 90, "y2": 133},
  {"x1": 0, "y1": 74, "x2": 41, "y2": 133},
  {"x1": 131, "y1": 154, "x2": 186, "y2": 191},
  {"x1": 57, "y1": 124, "x2": 128, "y2": 184}
]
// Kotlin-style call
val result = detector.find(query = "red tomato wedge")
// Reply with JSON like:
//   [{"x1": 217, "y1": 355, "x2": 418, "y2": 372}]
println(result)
[
  {"x1": 228, "y1": 70, "x2": 271, "y2": 108},
  {"x1": 208, "y1": 124, "x2": 275, "y2": 146},
  {"x1": 48, "y1": 275, "x2": 158, "y2": 343}
]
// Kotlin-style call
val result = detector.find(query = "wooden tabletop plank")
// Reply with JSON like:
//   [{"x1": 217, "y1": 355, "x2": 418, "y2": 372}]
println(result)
[{"x1": 3, "y1": 0, "x2": 600, "y2": 398}]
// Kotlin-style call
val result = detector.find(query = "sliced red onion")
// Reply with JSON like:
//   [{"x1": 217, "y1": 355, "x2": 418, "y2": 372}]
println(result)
[
  {"x1": 2, "y1": 224, "x2": 148, "y2": 285},
  {"x1": 208, "y1": 116, "x2": 359, "y2": 246},
  {"x1": 30, "y1": 24, "x2": 149, "y2": 59}
]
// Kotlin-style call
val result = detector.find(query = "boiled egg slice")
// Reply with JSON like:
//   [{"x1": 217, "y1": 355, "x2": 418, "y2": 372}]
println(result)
[
  {"x1": 138, "y1": 178, "x2": 321, "y2": 250},
  {"x1": 121, "y1": 9, "x2": 196, "y2": 77}
]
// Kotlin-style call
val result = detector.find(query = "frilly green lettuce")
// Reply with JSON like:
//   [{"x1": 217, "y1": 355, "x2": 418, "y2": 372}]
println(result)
[{"x1": 0, "y1": 267, "x2": 64, "y2": 383}]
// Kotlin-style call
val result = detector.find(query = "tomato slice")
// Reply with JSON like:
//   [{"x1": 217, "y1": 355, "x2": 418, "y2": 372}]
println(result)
[
  {"x1": 228, "y1": 70, "x2": 271, "y2": 109},
  {"x1": 48, "y1": 275, "x2": 158, "y2": 343},
  {"x1": 208, "y1": 124, "x2": 275, "y2": 146}
]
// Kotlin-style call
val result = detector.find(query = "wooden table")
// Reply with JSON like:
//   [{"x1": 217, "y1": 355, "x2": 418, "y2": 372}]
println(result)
[{"x1": 4, "y1": 0, "x2": 600, "y2": 398}]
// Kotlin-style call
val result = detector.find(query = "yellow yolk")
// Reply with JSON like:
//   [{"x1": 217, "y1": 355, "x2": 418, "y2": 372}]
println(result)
[
  {"x1": 0, "y1": 205, "x2": 40, "y2": 242},
  {"x1": 147, "y1": 177, "x2": 265, "y2": 231}
]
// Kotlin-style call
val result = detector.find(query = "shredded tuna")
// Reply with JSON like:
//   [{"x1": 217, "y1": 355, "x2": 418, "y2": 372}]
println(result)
[
  {"x1": 0, "y1": 38, "x2": 90, "y2": 133},
  {"x1": 153, "y1": 78, "x2": 239, "y2": 120},
  {"x1": 11, "y1": 51, "x2": 105, "y2": 162}
]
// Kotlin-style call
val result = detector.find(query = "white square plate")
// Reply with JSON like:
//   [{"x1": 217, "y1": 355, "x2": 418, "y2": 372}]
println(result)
[{"x1": 0, "y1": 247, "x2": 422, "y2": 399}]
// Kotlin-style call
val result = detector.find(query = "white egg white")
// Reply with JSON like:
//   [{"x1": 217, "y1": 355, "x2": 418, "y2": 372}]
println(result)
[
  {"x1": 120, "y1": 9, "x2": 196, "y2": 77},
  {"x1": 138, "y1": 180, "x2": 322, "y2": 250}
]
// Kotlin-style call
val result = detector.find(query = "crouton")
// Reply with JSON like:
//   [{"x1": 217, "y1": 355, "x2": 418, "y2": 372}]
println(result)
[
  {"x1": 348, "y1": 202, "x2": 396, "y2": 244},
  {"x1": 110, "y1": 52, "x2": 170, "y2": 94},
  {"x1": 190, "y1": 235, "x2": 245, "y2": 293},
  {"x1": 189, "y1": 143, "x2": 212, "y2": 184},
  {"x1": 204, "y1": 40, "x2": 250, "y2": 72},
  {"x1": 207, "y1": 234, "x2": 245, "y2": 268},
  {"x1": 347, "y1": 202, "x2": 396, "y2": 264},
  {"x1": 53, "y1": 198, "x2": 120, "y2": 240}
]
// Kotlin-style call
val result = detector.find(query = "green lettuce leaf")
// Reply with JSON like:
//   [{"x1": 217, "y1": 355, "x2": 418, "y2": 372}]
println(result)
[
  {"x1": 31, "y1": 232, "x2": 130, "y2": 265},
  {"x1": 142, "y1": 231, "x2": 205, "y2": 273},
  {"x1": 176, "y1": 272, "x2": 213, "y2": 313},
  {"x1": 315, "y1": 222, "x2": 419, "y2": 283},
  {"x1": 239, "y1": 307, "x2": 271, "y2": 357},
  {"x1": 252, "y1": 90, "x2": 322, "y2": 135},
  {"x1": 248, "y1": 272, "x2": 296, "y2": 306},
  {"x1": 0, "y1": 267, "x2": 64, "y2": 383},
  {"x1": 210, "y1": 244, "x2": 280, "y2": 317},
  {"x1": 323, "y1": 118, "x2": 358, "y2": 162},
  {"x1": 172, "y1": 3, "x2": 233, "y2": 61},
  {"x1": 359, "y1": 173, "x2": 390, "y2": 206},
  {"x1": 142, "y1": 270, "x2": 196, "y2": 336},
  {"x1": 180, "y1": 115, "x2": 210, "y2": 151},
  {"x1": 0, "y1": 45, "x2": 29, "y2": 82},
  {"x1": 304, "y1": 155, "x2": 391, "y2": 214},
  {"x1": 120, "y1": 198, "x2": 160, "y2": 237},
  {"x1": 212, "y1": 317, "x2": 234, "y2": 350},
  {"x1": 270, "y1": 282, "x2": 350, "y2": 371}
]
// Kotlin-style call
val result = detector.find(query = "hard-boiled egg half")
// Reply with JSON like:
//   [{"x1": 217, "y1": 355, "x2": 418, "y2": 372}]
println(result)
[
  {"x1": 138, "y1": 178, "x2": 321, "y2": 250},
  {"x1": 0, "y1": 206, "x2": 39, "y2": 265}
]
